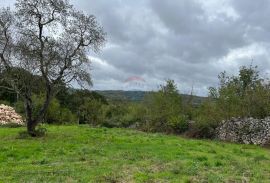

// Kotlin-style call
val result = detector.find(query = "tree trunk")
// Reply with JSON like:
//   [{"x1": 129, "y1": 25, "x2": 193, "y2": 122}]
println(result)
[
  {"x1": 27, "y1": 119, "x2": 38, "y2": 137},
  {"x1": 25, "y1": 86, "x2": 53, "y2": 136},
  {"x1": 24, "y1": 96, "x2": 37, "y2": 136}
]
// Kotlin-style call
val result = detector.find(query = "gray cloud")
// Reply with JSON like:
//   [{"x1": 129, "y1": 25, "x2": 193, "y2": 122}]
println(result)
[
  {"x1": 2, "y1": 0, "x2": 270, "y2": 96},
  {"x1": 1, "y1": 0, "x2": 15, "y2": 7}
]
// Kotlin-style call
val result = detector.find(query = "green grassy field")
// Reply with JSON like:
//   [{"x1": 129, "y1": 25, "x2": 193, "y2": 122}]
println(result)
[{"x1": 0, "y1": 126, "x2": 269, "y2": 183}]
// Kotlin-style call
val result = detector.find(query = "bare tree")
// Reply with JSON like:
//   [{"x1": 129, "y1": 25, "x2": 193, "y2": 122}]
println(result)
[{"x1": 0, "y1": 0, "x2": 106, "y2": 136}]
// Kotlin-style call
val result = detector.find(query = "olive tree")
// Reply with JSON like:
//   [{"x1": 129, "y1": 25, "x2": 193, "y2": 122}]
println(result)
[{"x1": 0, "y1": 0, "x2": 106, "y2": 136}]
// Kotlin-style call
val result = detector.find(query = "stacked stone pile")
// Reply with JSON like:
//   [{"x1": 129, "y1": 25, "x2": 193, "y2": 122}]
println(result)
[
  {"x1": 0, "y1": 104, "x2": 24, "y2": 126},
  {"x1": 216, "y1": 117, "x2": 270, "y2": 145}
]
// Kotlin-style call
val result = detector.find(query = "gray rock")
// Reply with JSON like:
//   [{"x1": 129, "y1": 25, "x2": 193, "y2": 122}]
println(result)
[{"x1": 216, "y1": 117, "x2": 270, "y2": 146}]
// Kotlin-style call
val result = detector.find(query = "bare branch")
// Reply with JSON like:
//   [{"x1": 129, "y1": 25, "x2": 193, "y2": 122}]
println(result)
[{"x1": 1, "y1": 0, "x2": 106, "y2": 134}]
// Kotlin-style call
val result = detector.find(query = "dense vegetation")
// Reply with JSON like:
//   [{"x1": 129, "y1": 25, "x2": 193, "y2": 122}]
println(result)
[
  {"x1": 2, "y1": 65, "x2": 270, "y2": 139},
  {"x1": 0, "y1": 126, "x2": 269, "y2": 182},
  {"x1": 1, "y1": 1, "x2": 269, "y2": 182},
  {"x1": 0, "y1": 0, "x2": 105, "y2": 135},
  {"x1": 191, "y1": 65, "x2": 270, "y2": 138}
]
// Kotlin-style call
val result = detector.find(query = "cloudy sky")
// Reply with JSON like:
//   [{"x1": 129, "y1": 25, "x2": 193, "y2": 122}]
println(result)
[{"x1": 2, "y1": 0, "x2": 270, "y2": 96}]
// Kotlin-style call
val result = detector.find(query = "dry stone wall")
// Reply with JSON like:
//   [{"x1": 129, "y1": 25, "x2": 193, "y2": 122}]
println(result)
[{"x1": 216, "y1": 117, "x2": 270, "y2": 145}]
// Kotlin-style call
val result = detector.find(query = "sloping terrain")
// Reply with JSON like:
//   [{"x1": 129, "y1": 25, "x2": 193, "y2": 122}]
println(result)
[
  {"x1": 0, "y1": 126, "x2": 269, "y2": 182},
  {"x1": 96, "y1": 90, "x2": 207, "y2": 105}
]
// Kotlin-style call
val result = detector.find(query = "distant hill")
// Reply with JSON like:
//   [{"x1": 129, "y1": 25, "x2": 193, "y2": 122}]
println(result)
[{"x1": 95, "y1": 90, "x2": 207, "y2": 105}]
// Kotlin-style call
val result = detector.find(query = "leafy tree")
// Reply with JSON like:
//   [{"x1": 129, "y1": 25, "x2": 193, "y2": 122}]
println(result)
[
  {"x1": 78, "y1": 98, "x2": 104, "y2": 125},
  {"x1": 190, "y1": 100, "x2": 222, "y2": 138},
  {"x1": 57, "y1": 89, "x2": 108, "y2": 124},
  {"x1": 190, "y1": 65, "x2": 270, "y2": 138},
  {"x1": 214, "y1": 65, "x2": 270, "y2": 118},
  {"x1": 15, "y1": 94, "x2": 77, "y2": 124},
  {"x1": 0, "y1": 0, "x2": 105, "y2": 136},
  {"x1": 193, "y1": 65, "x2": 270, "y2": 137},
  {"x1": 143, "y1": 80, "x2": 188, "y2": 133}
]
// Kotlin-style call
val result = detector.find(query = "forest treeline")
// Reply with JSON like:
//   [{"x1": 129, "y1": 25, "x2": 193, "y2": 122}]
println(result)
[{"x1": 1, "y1": 65, "x2": 270, "y2": 138}]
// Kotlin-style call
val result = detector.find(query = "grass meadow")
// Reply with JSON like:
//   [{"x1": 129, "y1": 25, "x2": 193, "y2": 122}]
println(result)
[{"x1": 0, "y1": 126, "x2": 269, "y2": 182}]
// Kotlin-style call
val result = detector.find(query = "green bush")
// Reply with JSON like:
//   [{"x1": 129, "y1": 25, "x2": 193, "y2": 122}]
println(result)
[
  {"x1": 189, "y1": 65, "x2": 270, "y2": 138},
  {"x1": 78, "y1": 98, "x2": 105, "y2": 125},
  {"x1": 100, "y1": 103, "x2": 129, "y2": 128},
  {"x1": 188, "y1": 100, "x2": 222, "y2": 138},
  {"x1": 39, "y1": 97, "x2": 77, "y2": 124},
  {"x1": 89, "y1": 101, "x2": 147, "y2": 128},
  {"x1": 119, "y1": 103, "x2": 146, "y2": 127},
  {"x1": 18, "y1": 125, "x2": 47, "y2": 138},
  {"x1": 211, "y1": 65, "x2": 270, "y2": 119},
  {"x1": 141, "y1": 80, "x2": 188, "y2": 133},
  {"x1": 0, "y1": 100, "x2": 11, "y2": 106},
  {"x1": 0, "y1": 123, "x2": 24, "y2": 128},
  {"x1": 167, "y1": 115, "x2": 189, "y2": 133},
  {"x1": 15, "y1": 95, "x2": 77, "y2": 124}
]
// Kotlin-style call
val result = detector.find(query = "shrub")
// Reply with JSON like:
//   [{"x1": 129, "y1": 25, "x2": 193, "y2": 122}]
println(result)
[
  {"x1": 14, "y1": 95, "x2": 77, "y2": 124},
  {"x1": 99, "y1": 103, "x2": 129, "y2": 128},
  {"x1": 0, "y1": 123, "x2": 24, "y2": 128},
  {"x1": 77, "y1": 98, "x2": 104, "y2": 125},
  {"x1": 187, "y1": 100, "x2": 222, "y2": 138},
  {"x1": 120, "y1": 103, "x2": 146, "y2": 127},
  {"x1": 167, "y1": 115, "x2": 189, "y2": 133},
  {"x1": 210, "y1": 65, "x2": 270, "y2": 119},
  {"x1": 141, "y1": 80, "x2": 188, "y2": 134},
  {"x1": 188, "y1": 65, "x2": 270, "y2": 138},
  {"x1": 17, "y1": 125, "x2": 47, "y2": 138}
]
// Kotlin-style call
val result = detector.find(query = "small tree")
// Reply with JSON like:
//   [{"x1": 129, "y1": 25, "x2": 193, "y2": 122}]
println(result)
[
  {"x1": 143, "y1": 80, "x2": 188, "y2": 133},
  {"x1": 208, "y1": 65, "x2": 270, "y2": 119},
  {"x1": 0, "y1": 0, "x2": 106, "y2": 136}
]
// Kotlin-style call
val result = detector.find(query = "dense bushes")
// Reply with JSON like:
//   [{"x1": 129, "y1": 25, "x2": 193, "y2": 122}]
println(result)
[
  {"x1": 14, "y1": 95, "x2": 77, "y2": 124},
  {"x1": 72, "y1": 65, "x2": 270, "y2": 139},
  {"x1": 188, "y1": 100, "x2": 222, "y2": 138},
  {"x1": 189, "y1": 65, "x2": 270, "y2": 138},
  {"x1": 2, "y1": 87, "x2": 108, "y2": 125},
  {"x1": 94, "y1": 102, "x2": 146, "y2": 128},
  {"x1": 84, "y1": 80, "x2": 188, "y2": 133},
  {"x1": 75, "y1": 98, "x2": 104, "y2": 125},
  {"x1": 1, "y1": 64, "x2": 270, "y2": 140},
  {"x1": 141, "y1": 80, "x2": 188, "y2": 133},
  {"x1": 211, "y1": 65, "x2": 270, "y2": 119},
  {"x1": 59, "y1": 90, "x2": 108, "y2": 124}
]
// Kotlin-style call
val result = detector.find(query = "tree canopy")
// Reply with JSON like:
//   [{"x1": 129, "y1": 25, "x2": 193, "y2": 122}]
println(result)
[{"x1": 0, "y1": 0, "x2": 106, "y2": 135}]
